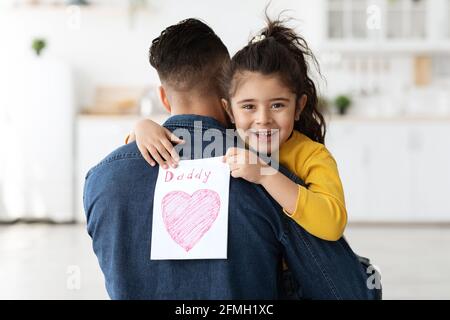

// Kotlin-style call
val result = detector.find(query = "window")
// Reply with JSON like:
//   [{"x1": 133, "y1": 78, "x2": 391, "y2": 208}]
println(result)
[
  {"x1": 327, "y1": 0, "x2": 428, "y2": 40},
  {"x1": 351, "y1": 0, "x2": 368, "y2": 38},
  {"x1": 328, "y1": 0, "x2": 346, "y2": 39},
  {"x1": 327, "y1": 0, "x2": 382, "y2": 39},
  {"x1": 386, "y1": 0, "x2": 427, "y2": 39},
  {"x1": 328, "y1": 0, "x2": 368, "y2": 39},
  {"x1": 448, "y1": 0, "x2": 450, "y2": 38}
]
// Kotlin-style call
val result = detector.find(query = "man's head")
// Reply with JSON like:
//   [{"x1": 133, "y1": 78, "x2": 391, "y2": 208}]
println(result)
[{"x1": 149, "y1": 18, "x2": 230, "y2": 113}]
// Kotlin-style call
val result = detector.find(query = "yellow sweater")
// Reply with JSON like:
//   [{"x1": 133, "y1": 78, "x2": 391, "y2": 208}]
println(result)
[{"x1": 279, "y1": 130, "x2": 347, "y2": 241}]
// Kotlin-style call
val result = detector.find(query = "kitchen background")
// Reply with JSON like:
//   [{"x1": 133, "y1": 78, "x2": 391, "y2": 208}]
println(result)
[{"x1": 0, "y1": 0, "x2": 449, "y2": 299}]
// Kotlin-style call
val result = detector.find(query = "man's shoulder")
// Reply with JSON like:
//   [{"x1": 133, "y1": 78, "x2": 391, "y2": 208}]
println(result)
[
  {"x1": 229, "y1": 177, "x2": 278, "y2": 208},
  {"x1": 83, "y1": 142, "x2": 157, "y2": 217},
  {"x1": 85, "y1": 142, "x2": 148, "y2": 180}
]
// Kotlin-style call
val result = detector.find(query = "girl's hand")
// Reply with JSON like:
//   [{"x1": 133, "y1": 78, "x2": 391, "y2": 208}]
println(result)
[
  {"x1": 222, "y1": 147, "x2": 269, "y2": 184},
  {"x1": 134, "y1": 119, "x2": 184, "y2": 169}
]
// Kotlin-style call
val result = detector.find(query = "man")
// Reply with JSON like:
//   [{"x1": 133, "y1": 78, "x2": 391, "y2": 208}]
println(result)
[{"x1": 84, "y1": 18, "x2": 379, "y2": 299}]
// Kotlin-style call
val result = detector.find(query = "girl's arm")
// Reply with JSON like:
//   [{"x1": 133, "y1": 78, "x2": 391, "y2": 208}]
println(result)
[
  {"x1": 224, "y1": 147, "x2": 347, "y2": 241},
  {"x1": 260, "y1": 169, "x2": 299, "y2": 215},
  {"x1": 223, "y1": 147, "x2": 298, "y2": 214},
  {"x1": 126, "y1": 118, "x2": 184, "y2": 169},
  {"x1": 286, "y1": 148, "x2": 347, "y2": 241}
]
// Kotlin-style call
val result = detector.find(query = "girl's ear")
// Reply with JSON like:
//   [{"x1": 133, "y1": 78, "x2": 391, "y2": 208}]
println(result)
[
  {"x1": 158, "y1": 86, "x2": 171, "y2": 113},
  {"x1": 295, "y1": 94, "x2": 308, "y2": 121},
  {"x1": 221, "y1": 98, "x2": 235, "y2": 124}
]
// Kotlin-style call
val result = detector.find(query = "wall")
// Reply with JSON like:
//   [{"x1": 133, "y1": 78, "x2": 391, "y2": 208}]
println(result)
[{"x1": 0, "y1": 0, "x2": 325, "y2": 111}]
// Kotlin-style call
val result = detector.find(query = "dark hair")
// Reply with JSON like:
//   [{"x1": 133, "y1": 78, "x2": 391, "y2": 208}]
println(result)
[
  {"x1": 149, "y1": 18, "x2": 230, "y2": 96},
  {"x1": 221, "y1": 16, "x2": 326, "y2": 144}
]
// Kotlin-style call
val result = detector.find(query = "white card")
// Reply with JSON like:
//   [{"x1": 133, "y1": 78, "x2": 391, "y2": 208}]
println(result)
[{"x1": 150, "y1": 156, "x2": 230, "y2": 260}]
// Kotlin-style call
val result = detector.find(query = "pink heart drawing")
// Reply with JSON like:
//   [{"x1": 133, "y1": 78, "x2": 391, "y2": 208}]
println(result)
[{"x1": 162, "y1": 189, "x2": 221, "y2": 252}]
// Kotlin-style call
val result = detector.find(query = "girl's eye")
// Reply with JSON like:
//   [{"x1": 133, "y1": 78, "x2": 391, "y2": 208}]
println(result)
[
  {"x1": 271, "y1": 103, "x2": 284, "y2": 109},
  {"x1": 241, "y1": 104, "x2": 255, "y2": 110}
]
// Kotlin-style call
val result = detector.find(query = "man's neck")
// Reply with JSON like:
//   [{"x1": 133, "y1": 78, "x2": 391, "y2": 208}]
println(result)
[{"x1": 170, "y1": 96, "x2": 228, "y2": 127}]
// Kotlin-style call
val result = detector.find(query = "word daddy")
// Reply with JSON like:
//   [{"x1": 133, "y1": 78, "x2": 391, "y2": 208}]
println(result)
[{"x1": 164, "y1": 168, "x2": 212, "y2": 184}]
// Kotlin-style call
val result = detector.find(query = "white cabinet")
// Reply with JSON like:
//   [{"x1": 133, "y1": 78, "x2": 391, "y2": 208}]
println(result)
[
  {"x1": 327, "y1": 118, "x2": 450, "y2": 222},
  {"x1": 76, "y1": 114, "x2": 168, "y2": 222},
  {"x1": 407, "y1": 123, "x2": 450, "y2": 220},
  {"x1": 325, "y1": 122, "x2": 369, "y2": 220}
]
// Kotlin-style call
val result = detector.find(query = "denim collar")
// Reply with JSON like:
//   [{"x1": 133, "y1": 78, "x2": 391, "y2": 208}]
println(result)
[{"x1": 163, "y1": 114, "x2": 227, "y2": 133}]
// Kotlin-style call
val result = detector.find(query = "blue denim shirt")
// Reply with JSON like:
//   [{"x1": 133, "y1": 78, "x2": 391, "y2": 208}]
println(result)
[{"x1": 84, "y1": 114, "x2": 305, "y2": 299}]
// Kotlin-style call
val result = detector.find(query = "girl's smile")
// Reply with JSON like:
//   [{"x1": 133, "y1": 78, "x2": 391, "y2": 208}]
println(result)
[
  {"x1": 249, "y1": 128, "x2": 278, "y2": 144},
  {"x1": 248, "y1": 129, "x2": 279, "y2": 155}
]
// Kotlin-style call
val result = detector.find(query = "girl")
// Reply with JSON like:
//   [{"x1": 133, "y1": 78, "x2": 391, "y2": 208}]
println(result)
[{"x1": 127, "y1": 18, "x2": 347, "y2": 241}]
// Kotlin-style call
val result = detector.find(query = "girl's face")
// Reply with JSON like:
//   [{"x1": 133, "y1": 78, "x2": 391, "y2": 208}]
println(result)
[{"x1": 223, "y1": 71, "x2": 306, "y2": 154}]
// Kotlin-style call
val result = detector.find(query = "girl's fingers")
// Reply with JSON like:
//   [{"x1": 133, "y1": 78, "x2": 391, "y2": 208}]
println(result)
[
  {"x1": 224, "y1": 148, "x2": 249, "y2": 164},
  {"x1": 228, "y1": 162, "x2": 239, "y2": 172},
  {"x1": 155, "y1": 144, "x2": 174, "y2": 168},
  {"x1": 148, "y1": 146, "x2": 168, "y2": 169},
  {"x1": 225, "y1": 147, "x2": 239, "y2": 158},
  {"x1": 226, "y1": 154, "x2": 248, "y2": 166},
  {"x1": 230, "y1": 168, "x2": 242, "y2": 178},
  {"x1": 137, "y1": 144, "x2": 155, "y2": 167},
  {"x1": 223, "y1": 148, "x2": 239, "y2": 162},
  {"x1": 258, "y1": 156, "x2": 269, "y2": 166},
  {"x1": 160, "y1": 138, "x2": 180, "y2": 164},
  {"x1": 165, "y1": 129, "x2": 185, "y2": 145},
  {"x1": 225, "y1": 156, "x2": 244, "y2": 173},
  {"x1": 224, "y1": 154, "x2": 238, "y2": 165}
]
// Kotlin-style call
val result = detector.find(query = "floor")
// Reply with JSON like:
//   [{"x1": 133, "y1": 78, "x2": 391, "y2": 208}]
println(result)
[{"x1": 0, "y1": 223, "x2": 449, "y2": 300}]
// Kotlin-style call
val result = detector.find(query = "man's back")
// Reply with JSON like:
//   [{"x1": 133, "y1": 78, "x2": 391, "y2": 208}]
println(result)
[{"x1": 84, "y1": 115, "x2": 287, "y2": 299}]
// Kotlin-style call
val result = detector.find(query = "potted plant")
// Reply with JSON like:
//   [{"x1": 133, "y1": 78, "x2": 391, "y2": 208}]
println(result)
[
  {"x1": 32, "y1": 38, "x2": 46, "y2": 57},
  {"x1": 334, "y1": 95, "x2": 352, "y2": 115}
]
